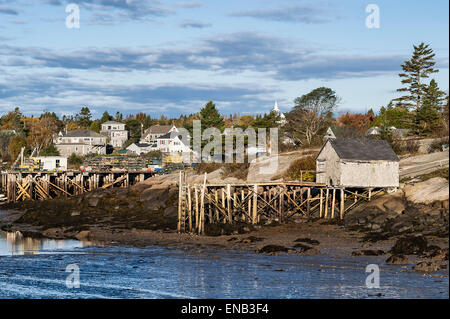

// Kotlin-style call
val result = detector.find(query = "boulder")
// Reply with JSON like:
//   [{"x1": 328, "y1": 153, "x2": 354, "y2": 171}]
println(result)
[
  {"x1": 145, "y1": 199, "x2": 166, "y2": 211},
  {"x1": 383, "y1": 198, "x2": 406, "y2": 214},
  {"x1": 88, "y1": 197, "x2": 100, "y2": 207},
  {"x1": 386, "y1": 254, "x2": 409, "y2": 265},
  {"x1": 413, "y1": 261, "x2": 442, "y2": 273},
  {"x1": 294, "y1": 237, "x2": 320, "y2": 245},
  {"x1": 403, "y1": 177, "x2": 449, "y2": 204},
  {"x1": 256, "y1": 245, "x2": 289, "y2": 255},
  {"x1": 390, "y1": 235, "x2": 428, "y2": 255},
  {"x1": 163, "y1": 206, "x2": 178, "y2": 219},
  {"x1": 351, "y1": 249, "x2": 385, "y2": 256}
]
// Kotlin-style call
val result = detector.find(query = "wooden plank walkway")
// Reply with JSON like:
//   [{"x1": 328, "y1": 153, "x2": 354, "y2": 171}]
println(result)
[{"x1": 177, "y1": 172, "x2": 379, "y2": 234}]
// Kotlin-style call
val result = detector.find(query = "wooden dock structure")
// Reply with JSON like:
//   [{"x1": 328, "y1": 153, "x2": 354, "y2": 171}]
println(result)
[
  {"x1": 1, "y1": 170, "x2": 154, "y2": 203},
  {"x1": 177, "y1": 172, "x2": 378, "y2": 234}
]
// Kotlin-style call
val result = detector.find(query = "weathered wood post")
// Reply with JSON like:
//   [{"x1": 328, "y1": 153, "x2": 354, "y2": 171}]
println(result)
[
  {"x1": 307, "y1": 187, "x2": 311, "y2": 216},
  {"x1": 319, "y1": 188, "x2": 323, "y2": 218},
  {"x1": 340, "y1": 188, "x2": 345, "y2": 220},
  {"x1": 226, "y1": 184, "x2": 232, "y2": 223},
  {"x1": 252, "y1": 184, "x2": 258, "y2": 224},
  {"x1": 199, "y1": 173, "x2": 207, "y2": 235},
  {"x1": 177, "y1": 171, "x2": 182, "y2": 233},
  {"x1": 194, "y1": 187, "x2": 199, "y2": 231},
  {"x1": 331, "y1": 188, "x2": 336, "y2": 219},
  {"x1": 187, "y1": 185, "x2": 192, "y2": 232},
  {"x1": 324, "y1": 188, "x2": 329, "y2": 218}
]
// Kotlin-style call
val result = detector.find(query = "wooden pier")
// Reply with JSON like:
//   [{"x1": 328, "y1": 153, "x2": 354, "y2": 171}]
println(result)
[
  {"x1": 177, "y1": 172, "x2": 378, "y2": 234},
  {"x1": 1, "y1": 170, "x2": 155, "y2": 203}
]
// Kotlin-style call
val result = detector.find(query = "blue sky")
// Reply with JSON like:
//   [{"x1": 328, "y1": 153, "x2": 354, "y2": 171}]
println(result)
[{"x1": 0, "y1": 0, "x2": 448, "y2": 119}]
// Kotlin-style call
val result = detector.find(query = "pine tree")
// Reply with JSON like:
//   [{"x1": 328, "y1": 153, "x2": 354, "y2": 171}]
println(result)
[
  {"x1": 423, "y1": 79, "x2": 446, "y2": 112},
  {"x1": 415, "y1": 79, "x2": 446, "y2": 135},
  {"x1": 395, "y1": 43, "x2": 439, "y2": 111},
  {"x1": 77, "y1": 107, "x2": 92, "y2": 128},
  {"x1": 100, "y1": 111, "x2": 112, "y2": 123},
  {"x1": 199, "y1": 101, "x2": 224, "y2": 130}
]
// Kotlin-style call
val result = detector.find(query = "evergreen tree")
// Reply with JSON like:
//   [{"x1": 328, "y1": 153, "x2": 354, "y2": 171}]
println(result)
[
  {"x1": 199, "y1": 101, "x2": 224, "y2": 130},
  {"x1": 395, "y1": 43, "x2": 439, "y2": 111},
  {"x1": 415, "y1": 79, "x2": 446, "y2": 135},
  {"x1": 423, "y1": 79, "x2": 446, "y2": 112},
  {"x1": 100, "y1": 111, "x2": 112, "y2": 123},
  {"x1": 77, "y1": 107, "x2": 92, "y2": 128},
  {"x1": 11, "y1": 107, "x2": 25, "y2": 135}
]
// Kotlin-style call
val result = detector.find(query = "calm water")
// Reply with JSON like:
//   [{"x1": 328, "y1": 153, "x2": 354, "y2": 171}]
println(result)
[{"x1": 0, "y1": 230, "x2": 448, "y2": 299}]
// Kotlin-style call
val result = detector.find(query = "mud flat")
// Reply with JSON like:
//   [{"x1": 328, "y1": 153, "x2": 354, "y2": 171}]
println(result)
[{"x1": 1, "y1": 173, "x2": 448, "y2": 274}]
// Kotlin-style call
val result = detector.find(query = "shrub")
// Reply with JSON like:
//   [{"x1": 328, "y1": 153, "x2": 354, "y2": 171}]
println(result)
[
  {"x1": 194, "y1": 162, "x2": 222, "y2": 174},
  {"x1": 284, "y1": 156, "x2": 316, "y2": 181},
  {"x1": 68, "y1": 153, "x2": 83, "y2": 169},
  {"x1": 403, "y1": 140, "x2": 420, "y2": 154}
]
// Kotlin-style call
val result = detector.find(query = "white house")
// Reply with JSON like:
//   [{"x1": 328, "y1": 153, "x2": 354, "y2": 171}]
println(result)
[
  {"x1": 140, "y1": 125, "x2": 177, "y2": 144},
  {"x1": 55, "y1": 130, "x2": 107, "y2": 157},
  {"x1": 157, "y1": 132, "x2": 191, "y2": 153},
  {"x1": 34, "y1": 156, "x2": 67, "y2": 171},
  {"x1": 316, "y1": 138, "x2": 399, "y2": 188},
  {"x1": 126, "y1": 143, "x2": 156, "y2": 155},
  {"x1": 100, "y1": 121, "x2": 128, "y2": 148}
]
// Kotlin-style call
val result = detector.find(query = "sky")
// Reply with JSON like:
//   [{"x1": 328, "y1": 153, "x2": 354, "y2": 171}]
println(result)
[{"x1": 0, "y1": 0, "x2": 448, "y2": 119}]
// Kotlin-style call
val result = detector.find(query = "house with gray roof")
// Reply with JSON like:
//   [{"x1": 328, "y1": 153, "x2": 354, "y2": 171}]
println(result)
[
  {"x1": 316, "y1": 138, "x2": 399, "y2": 188},
  {"x1": 140, "y1": 125, "x2": 177, "y2": 144},
  {"x1": 55, "y1": 129, "x2": 107, "y2": 157}
]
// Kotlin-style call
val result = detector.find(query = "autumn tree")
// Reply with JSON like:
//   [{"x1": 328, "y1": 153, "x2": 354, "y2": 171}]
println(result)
[
  {"x1": 337, "y1": 112, "x2": 371, "y2": 133},
  {"x1": 238, "y1": 115, "x2": 255, "y2": 128},
  {"x1": 9, "y1": 135, "x2": 27, "y2": 162},
  {"x1": 90, "y1": 120, "x2": 101, "y2": 133}
]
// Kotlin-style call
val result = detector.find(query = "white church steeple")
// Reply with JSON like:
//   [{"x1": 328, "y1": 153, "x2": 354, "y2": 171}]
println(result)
[{"x1": 272, "y1": 100, "x2": 286, "y2": 125}]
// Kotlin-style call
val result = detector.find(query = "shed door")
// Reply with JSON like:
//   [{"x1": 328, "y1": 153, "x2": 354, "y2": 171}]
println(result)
[{"x1": 316, "y1": 159, "x2": 326, "y2": 183}]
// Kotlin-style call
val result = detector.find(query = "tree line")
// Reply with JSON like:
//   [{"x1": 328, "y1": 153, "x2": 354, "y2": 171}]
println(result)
[{"x1": 1, "y1": 42, "x2": 448, "y2": 163}]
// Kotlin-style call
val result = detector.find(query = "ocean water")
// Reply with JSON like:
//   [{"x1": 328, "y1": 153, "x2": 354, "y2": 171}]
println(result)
[{"x1": 0, "y1": 230, "x2": 448, "y2": 299}]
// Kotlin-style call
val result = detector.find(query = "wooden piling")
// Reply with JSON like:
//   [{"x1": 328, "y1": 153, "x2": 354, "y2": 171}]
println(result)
[{"x1": 331, "y1": 188, "x2": 336, "y2": 219}]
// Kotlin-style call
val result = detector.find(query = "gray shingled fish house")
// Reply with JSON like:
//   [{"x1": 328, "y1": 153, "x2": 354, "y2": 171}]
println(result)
[{"x1": 316, "y1": 138, "x2": 399, "y2": 188}]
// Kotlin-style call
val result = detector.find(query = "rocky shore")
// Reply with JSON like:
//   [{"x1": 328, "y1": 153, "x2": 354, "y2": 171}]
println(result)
[{"x1": 1, "y1": 172, "x2": 448, "y2": 274}]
